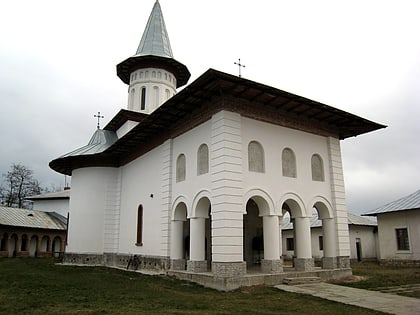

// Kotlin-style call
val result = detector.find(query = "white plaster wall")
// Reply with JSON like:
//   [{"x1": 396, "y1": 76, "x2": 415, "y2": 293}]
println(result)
[
  {"x1": 67, "y1": 167, "x2": 118, "y2": 253},
  {"x1": 377, "y1": 210, "x2": 420, "y2": 260},
  {"x1": 241, "y1": 117, "x2": 332, "y2": 215},
  {"x1": 32, "y1": 199, "x2": 69, "y2": 217},
  {"x1": 116, "y1": 120, "x2": 139, "y2": 138},
  {"x1": 118, "y1": 146, "x2": 165, "y2": 256},
  {"x1": 349, "y1": 225, "x2": 378, "y2": 260}
]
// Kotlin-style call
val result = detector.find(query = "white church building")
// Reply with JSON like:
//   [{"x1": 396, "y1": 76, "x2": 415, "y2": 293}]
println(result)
[{"x1": 50, "y1": 1, "x2": 385, "y2": 290}]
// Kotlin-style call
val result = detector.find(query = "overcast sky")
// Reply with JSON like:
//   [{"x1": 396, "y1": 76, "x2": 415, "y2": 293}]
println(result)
[{"x1": 1, "y1": 0, "x2": 419, "y2": 214}]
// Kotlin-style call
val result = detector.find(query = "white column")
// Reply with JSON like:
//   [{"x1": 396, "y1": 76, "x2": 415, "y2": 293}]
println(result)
[
  {"x1": 294, "y1": 217, "x2": 312, "y2": 259},
  {"x1": 278, "y1": 216, "x2": 283, "y2": 258},
  {"x1": 322, "y1": 218, "x2": 336, "y2": 258},
  {"x1": 190, "y1": 217, "x2": 205, "y2": 261},
  {"x1": 263, "y1": 215, "x2": 280, "y2": 260},
  {"x1": 170, "y1": 220, "x2": 184, "y2": 260}
]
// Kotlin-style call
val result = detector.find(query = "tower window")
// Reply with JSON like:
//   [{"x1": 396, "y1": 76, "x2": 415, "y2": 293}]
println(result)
[{"x1": 141, "y1": 87, "x2": 146, "y2": 110}]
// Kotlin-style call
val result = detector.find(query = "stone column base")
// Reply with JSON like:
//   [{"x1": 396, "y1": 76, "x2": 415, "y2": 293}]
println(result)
[
  {"x1": 187, "y1": 260, "x2": 208, "y2": 273},
  {"x1": 294, "y1": 258, "x2": 314, "y2": 271},
  {"x1": 322, "y1": 257, "x2": 337, "y2": 269},
  {"x1": 170, "y1": 259, "x2": 186, "y2": 271},
  {"x1": 337, "y1": 256, "x2": 350, "y2": 268},
  {"x1": 212, "y1": 262, "x2": 246, "y2": 278},
  {"x1": 261, "y1": 259, "x2": 283, "y2": 273}
]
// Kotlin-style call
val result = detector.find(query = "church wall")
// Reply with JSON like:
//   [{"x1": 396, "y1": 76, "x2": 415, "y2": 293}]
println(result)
[
  {"x1": 67, "y1": 167, "x2": 118, "y2": 253},
  {"x1": 241, "y1": 117, "x2": 333, "y2": 213},
  {"x1": 118, "y1": 146, "x2": 165, "y2": 256}
]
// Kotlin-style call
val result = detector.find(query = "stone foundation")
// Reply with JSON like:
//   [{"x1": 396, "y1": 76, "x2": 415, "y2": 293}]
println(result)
[
  {"x1": 261, "y1": 259, "x2": 283, "y2": 273},
  {"x1": 187, "y1": 260, "x2": 208, "y2": 273},
  {"x1": 337, "y1": 256, "x2": 350, "y2": 269},
  {"x1": 170, "y1": 259, "x2": 186, "y2": 270},
  {"x1": 212, "y1": 261, "x2": 246, "y2": 278},
  {"x1": 380, "y1": 259, "x2": 420, "y2": 267},
  {"x1": 322, "y1": 257, "x2": 337, "y2": 269},
  {"x1": 293, "y1": 258, "x2": 314, "y2": 271}
]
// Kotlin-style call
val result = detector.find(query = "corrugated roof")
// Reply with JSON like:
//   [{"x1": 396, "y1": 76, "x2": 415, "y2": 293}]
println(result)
[
  {"x1": 281, "y1": 212, "x2": 376, "y2": 230},
  {"x1": 363, "y1": 189, "x2": 420, "y2": 216},
  {"x1": 0, "y1": 207, "x2": 67, "y2": 230},
  {"x1": 27, "y1": 189, "x2": 70, "y2": 200}
]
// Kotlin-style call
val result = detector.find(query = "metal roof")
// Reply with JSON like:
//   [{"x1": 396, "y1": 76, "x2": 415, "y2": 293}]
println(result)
[
  {"x1": 363, "y1": 190, "x2": 420, "y2": 216},
  {"x1": 281, "y1": 212, "x2": 377, "y2": 230},
  {"x1": 27, "y1": 189, "x2": 70, "y2": 201},
  {"x1": 0, "y1": 207, "x2": 67, "y2": 230},
  {"x1": 116, "y1": 1, "x2": 190, "y2": 87},
  {"x1": 50, "y1": 69, "x2": 386, "y2": 176},
  {"x1": 136, "y1": 0, "x2": 173, "y2": 58}
]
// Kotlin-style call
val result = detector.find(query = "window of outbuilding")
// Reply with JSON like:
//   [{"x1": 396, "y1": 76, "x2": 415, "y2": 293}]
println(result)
[
  {"x1": 248, "y1": 141, "x2": 265, "y2": 173},
  {"x1": 396, "y1": 228, "x2": 410, "y2": 251}
]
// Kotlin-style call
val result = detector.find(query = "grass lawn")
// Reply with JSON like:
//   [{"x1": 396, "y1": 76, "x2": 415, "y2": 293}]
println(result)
[
  {"x1": 0, "y1": 258, "x2": 385, "y2": 315},
  {"x1": 333, "y1": 261, "x2": 420, "y2": 299}
]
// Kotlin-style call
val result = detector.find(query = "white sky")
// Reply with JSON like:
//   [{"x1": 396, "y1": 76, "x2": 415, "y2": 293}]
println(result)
[{"x1": 0, "y1": 0, "x2": 419, "y2": 214}]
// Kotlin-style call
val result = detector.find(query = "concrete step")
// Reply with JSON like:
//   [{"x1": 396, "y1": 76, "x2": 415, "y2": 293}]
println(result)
[{"x1": 283, "y1": 277, "x2": 322, "y2": 285}]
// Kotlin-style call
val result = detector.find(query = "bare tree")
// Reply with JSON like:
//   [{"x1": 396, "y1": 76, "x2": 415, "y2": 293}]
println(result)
[{"x1": 1, "y1": 163, "x2": 43, "y2": 208}]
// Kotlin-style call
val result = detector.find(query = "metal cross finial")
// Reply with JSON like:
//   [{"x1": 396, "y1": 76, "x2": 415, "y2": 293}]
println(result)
[
  {"x1": 94, "y1": 111, "x2": 104, "y2": 129},
  {"x1": 234, "y1": 58, "x2": 245, "y2": 78}
]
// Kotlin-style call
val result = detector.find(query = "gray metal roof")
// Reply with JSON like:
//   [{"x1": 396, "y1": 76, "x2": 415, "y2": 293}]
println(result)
[
  {"x1": 59, "y1": 129, "x2": 117, "y2": 158},
  {"x1": 27, "y1": 189, "x2": 70, "y2": 200},
  {"x1": 281, "y1": 212, "x2": 376, "y2": 230},
  {"x1": 363, "y1": 189, "x2": 420, "y2": 216},
  {"x1": 0, "y1": 207, "x2": 67, "y2": 230},
  {"x1": 136, "y1": 0, "x2": 173, "y2": 58}
]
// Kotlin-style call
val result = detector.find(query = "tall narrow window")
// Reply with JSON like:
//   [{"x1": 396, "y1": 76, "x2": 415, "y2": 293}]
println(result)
[
  {"x1": 136, "y1": 205, "x2": 143, "y2": 246},
  {"x1": 248, "y1": 141, "x2": 265, "y2": 173},
  {"x1": 130, "y1": 88, "x2": 135, "y2": 108},
  {"x1": 282, "y1": 148, "x2": 297, "y2": 178},
  {"x1": 197, "y1": 144, "x2": 209, "y2": 175},
  {"x1": 165, "y1": 89, "x2": 170, "y2": 100},
  {"x1": 319, "y1": 236, "x2": 324, "y2": 250},
  {"x1": 140, "y1": 87, "x2": 146, "y2": 110},
  {"x1": 396, "y1": 228, "x2": 409, "y2": 250},
  {"x1": 176, "y1": 154, "x2": 186, "y2": 182},
  {"x1": 311, "y1": 154, "x2": 324, "y2": 181},
  {"x1": 154, "y1": 86, "x2": 159, "y2": 107}
]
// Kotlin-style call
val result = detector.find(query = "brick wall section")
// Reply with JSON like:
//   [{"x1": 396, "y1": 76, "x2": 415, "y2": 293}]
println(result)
[
  {"x1": 160, "y1": 139, "x2": 173, "y2": 256},
  {"x1": 211, "y1": 111, "x2": 244, "y2": 262},
  {"x1": 327, "y1": 137, "x2": 350, "y2": 257}
]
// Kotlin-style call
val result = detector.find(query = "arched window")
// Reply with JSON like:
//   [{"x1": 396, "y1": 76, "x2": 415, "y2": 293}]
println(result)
[
  {"x1": 153, "y1": 86, "x2": 159, "y2": 107},
  {"x1": 176, "y1": 154, "x2": 186, "y2": 182},
  {"x1": 140, "y1": 87, "x2": 146, "y2": 110},
  {"x1": 136, "y1": 205, "x2": 143, "y2": 246},
  {"x1": 197, "y1": 144, "x2": 209, "y2": 175},
  {"x1": 311, "y1": 154, "x2": 325, "y2": 181},
  {"x1": 165, "y1": 89, "x2": 170, "y2": 100},
  {"x1": 152, "y1": 71, "x2": 156, "y2": 78},
  {"x1": 130, "y1": 88, "x2": 135, "y2": 108},
  {"x1": 282, "y1": 148, "x2": 297, "y2": 178},
  {"x1": 158, "y1": 71, "x2": 162, "y2": 79},
  {"x1": 248, "y1": 141, "x2": 265, "y2": 173}
]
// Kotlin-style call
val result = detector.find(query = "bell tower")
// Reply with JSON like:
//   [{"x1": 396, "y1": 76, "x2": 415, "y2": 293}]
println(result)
[{"x1": 117, "y1": 1, "x2": 190, "y2": 114}]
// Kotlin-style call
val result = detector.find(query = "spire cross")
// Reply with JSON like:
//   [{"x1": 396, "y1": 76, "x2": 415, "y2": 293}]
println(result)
[
  {"x1": 234, "y1": 58, "x2": 245, "y2": 78},
  {"x1": 94, "y1": 111, "x2": 104, "y2": 129}
]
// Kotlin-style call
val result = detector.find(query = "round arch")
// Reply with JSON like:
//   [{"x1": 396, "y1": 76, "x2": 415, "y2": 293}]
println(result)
[
  {"x1": 191, "y1": 190, "x2": 212, "y2": 218},
  {"x1": 243, "y1": 188, "x2": 275, "y2": 216},
  {"x1": 278, "y1": 192, "x2": 306, "y2": 218},
  {"x1": 310, "y1": 196, "x2": 334, "y2": 219},
  {"x1": 171, "y1": 195, "x2": 189, "y2": 221}
]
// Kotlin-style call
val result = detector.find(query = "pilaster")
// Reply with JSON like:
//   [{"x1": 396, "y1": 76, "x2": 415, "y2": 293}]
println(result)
[{"x1": 160, "y1": 139, "x2": 173, "y2": 256}]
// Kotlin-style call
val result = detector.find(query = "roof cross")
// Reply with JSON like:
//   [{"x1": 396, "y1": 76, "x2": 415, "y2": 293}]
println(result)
[
  {"x1": 234, "y1": 58, "x2": 245, "y2": 78},
  {"x1": 94, "y1": 111, "x2": 104, "y2": 129}
]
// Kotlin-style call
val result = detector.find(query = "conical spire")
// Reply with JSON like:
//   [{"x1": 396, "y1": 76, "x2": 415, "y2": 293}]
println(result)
[
  {"x1": 116, "y1": 1, "x2": 190, "y2": 88},
  {"x1": 135, "y1": 1, "x2": 173, "y2": 58}
]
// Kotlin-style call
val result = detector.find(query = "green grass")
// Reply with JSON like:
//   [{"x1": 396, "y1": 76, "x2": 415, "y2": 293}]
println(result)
[{"x1": 0, "y1": 258, "x2": 385, "y2": 315}]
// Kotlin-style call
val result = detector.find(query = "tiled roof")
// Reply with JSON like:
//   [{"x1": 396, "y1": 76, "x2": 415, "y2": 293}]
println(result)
[
  {"x1": 363, "y1": 190, "x2": 420, "y2": 216},
  {"x1": 0, "y1": 207, "x2": 67, "y2": 230},
  {"x1": 281, "y1": 212, "x2": 376, "y2": 230}
]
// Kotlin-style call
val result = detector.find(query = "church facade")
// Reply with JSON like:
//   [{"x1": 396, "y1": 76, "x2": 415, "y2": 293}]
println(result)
[{"x1": 50, "y1": 1, "x2": 385, "y2": 289}]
